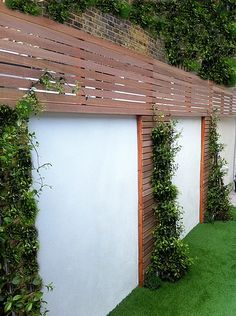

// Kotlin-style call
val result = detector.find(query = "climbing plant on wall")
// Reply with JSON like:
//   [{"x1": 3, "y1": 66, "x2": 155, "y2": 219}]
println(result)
[
  {"x1": 149, "y1": 116, "x2": 192, "y2": 283},
  {"x1": 159, "y1": 0, "x2": 236, "y2": 87},
  {"x1": 0, "y1": 91, "x2": 47, "y2": 315},
  {"x1": 0, "y1": 72, "x2": 76, "y2": 315},
  {"x1": 205, "y1": 110, "x2": 232, "y2": 222},
  {"x1": 5, "y1": 0, "x2": 236, "y2": 86}
]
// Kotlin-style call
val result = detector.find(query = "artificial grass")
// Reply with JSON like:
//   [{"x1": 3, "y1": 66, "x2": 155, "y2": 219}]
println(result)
[
  {"x1": 230, "y1": 206, "x2": 236, "y2": 221},
  {"x1": 109, "y1": 222, "x2": 236, "y2": 316}
]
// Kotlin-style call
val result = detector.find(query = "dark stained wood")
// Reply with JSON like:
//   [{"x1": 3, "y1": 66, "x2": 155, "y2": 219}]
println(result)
[
  {"x1": 137, "y1": 116, "x2": 143, "y2": 286},
  {"x1": 0, "y1": 5, "x2": 235, "y2": 117},
  {"x1": 199, "y1": 117, "x2": 206, "y2": 223}
]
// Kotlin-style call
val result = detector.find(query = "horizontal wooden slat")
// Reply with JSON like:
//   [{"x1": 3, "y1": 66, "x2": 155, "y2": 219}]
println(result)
[{"x1": 0, "y1": 5, "x2": 235, "y2": 118}]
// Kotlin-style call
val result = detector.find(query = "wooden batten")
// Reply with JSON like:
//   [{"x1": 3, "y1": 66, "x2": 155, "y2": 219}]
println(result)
[
  {"x1": 199, "y1": 117, "x2": 206, "y2": 223},
  {"x1": 137, "y1": 116, "x2": 143, "y2": 285}
]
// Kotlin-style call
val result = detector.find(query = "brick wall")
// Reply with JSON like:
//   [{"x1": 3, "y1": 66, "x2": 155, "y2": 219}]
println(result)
[
  {"x1": 2, "y1": 0, "x2": 165, "y2": 63},
  {"x1": 66, "y1": 8, "x2": 165, "y2": 62},
  {"x1": 36, "y1": 0, "x2": 165, "y2": 63}
]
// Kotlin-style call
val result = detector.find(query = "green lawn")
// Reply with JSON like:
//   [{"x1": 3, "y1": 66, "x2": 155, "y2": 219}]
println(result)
[
  {"x1": 110, "y1": 220, "x2": 236, "y2": 316},
  {"x1": 231, "y1": 206, "x2": 236, "y2": 220}
]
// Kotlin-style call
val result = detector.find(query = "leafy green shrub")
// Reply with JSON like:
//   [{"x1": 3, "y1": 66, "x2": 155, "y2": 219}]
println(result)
[
  {"x1": 161, "y1": 0, "x2": 236, "y2": 86},
  {"x1": 46, "y1": 0, "x2": 72, "y2": 23},
  {"x1": 131, "y1": 0, "x2": 164, "y2": 37},
  {"x1": 230, "y1": 206, "x2": 236, "y2": 221},
  {"x1": 113, "y1": 0, "x2": 131, "y2": 19},
  {"x1": 205, "y1": 111, "x2": 232, "y2": 222},
  {"x1": 143, "y1": 269, "x2": 161, "y2": 290},
  {"x1": 150, "y1": 119, "x2": 192, "y2": 283},
  {"x1": 5, "y1": 0, "x2": 40, "y2": 15}
]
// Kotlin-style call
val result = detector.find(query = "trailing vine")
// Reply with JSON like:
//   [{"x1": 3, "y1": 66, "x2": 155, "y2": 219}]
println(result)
[
  {"x1": 205, "y1": 110, "x2": 232, "y2": 222},
  {"x1": 5, "y1": 0, "x2": 236, "y2": 86},
  {"x1": 0, "y1": 91, "x2": 47, "y2": 315},
  {"x1": 148, "y1": 116, "x2": 192, "y2": 283},
  {"x1": 0, "y1": 72, "x2": 77, "y2": 315},
  {"x1": 159, "y1": 0, "x2": 236, "y2": 87}
]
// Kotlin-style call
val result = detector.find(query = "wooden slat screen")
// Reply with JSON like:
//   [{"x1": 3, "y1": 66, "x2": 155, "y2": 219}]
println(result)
[{"x1": 0, "y1": 4, "x2": 235, "y2": 117}]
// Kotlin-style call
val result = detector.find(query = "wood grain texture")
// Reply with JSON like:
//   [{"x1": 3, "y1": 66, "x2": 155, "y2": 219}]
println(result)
[
  {"x1": 0, "y1": 4, "x2": 235, "y2": 117},
  {"x1": 137, "y1": 116, "x2": 143, "y2": 286},
  {"x1": 199, "y1": 117, "x2": 206, "y2": 223}
]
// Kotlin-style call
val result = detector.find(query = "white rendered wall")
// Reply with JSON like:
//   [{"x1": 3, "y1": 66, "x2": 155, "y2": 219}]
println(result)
[
  {"x1": 173, "y1": 118, "x2": 201, "y2": 236},
  {"x1": 218, "y1": 117, "x2": 236, "y2": 186},
  {"x1": 29, "y1": 114, "x2": 138, "y2": 316}
]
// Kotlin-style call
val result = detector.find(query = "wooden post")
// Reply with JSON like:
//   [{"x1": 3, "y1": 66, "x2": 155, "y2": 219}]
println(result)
[
  {"x1": 137, "y1": 116, "x2": 143, "y2": 286},
  {"x1": 199, "y1": 116, "x2": 206, "y2": 223}
]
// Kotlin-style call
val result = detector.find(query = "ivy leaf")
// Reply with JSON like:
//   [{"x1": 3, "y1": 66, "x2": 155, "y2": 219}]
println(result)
[
  {"x1": 3, "y1": 217, "x2": 11, "y2": 224},
  {"x1": 12, "y1": 276, "x2": 21, "y2": 285},
  {"x1": 26, "y1": 302, "x2": 33, "y2": 312},
  {"x1": 32, "y1": 276, "x2": 41, "y2": 286},
  {"x1": 4, "y1": 301, "x2": 12, "y2": 312},
  {"x1": 13, "y1": 295, "x2": 22, "y2": 301},
  {"x1": 33, "y1": 291, "x2": 43, "y2": 301},
  {"x1": 45, "y1": 282, "x2": 54, "y2": 291}
]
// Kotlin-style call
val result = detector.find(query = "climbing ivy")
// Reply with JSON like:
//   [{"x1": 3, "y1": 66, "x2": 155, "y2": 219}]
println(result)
[
  {"x1": 160, "y1": 0, "x2": 236, "y2": 87},
  {"x1": 5, "y1": 0, "x2": 236, "y2": 86},
  {"x1": 148, "y1": 116, "x2": 192, "y2": 283},
  {"x1": 205, "y1": 111, "x2": 232, "y2": 222},
  {"x1": 0, "y1": 91, "x2": 47, "y2": 315},
  {"x1": 0, "y1": 72, "x2": 76, "y2": 315}
]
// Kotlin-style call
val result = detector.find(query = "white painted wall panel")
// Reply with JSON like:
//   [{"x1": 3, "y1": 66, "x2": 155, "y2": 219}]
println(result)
[
  {"x1": 173, "y1": 118, "x2": 201, "y2": 236},
  {"x1": 218, "y1": 117, "x2": 236, "y2": 186},
  {"x1": 29, "y1": 114, "x2": 138, "y2": 316}
]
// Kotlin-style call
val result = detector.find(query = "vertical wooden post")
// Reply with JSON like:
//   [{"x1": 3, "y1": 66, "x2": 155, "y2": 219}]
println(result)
[
  {"x1": 199, "y1": 116, "x2": 206, "y2": 224},
  {"x1": 137, "y1": 116, "x2": 143, "y2": 286}
]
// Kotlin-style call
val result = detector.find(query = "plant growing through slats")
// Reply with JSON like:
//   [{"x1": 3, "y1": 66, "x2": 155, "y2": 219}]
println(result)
[
  {"x1": 205, "y1": 110, "x2": 232, "y2": 222},
  {"x1": 147, "y1": 117, "x2": 192, "y2": 283}
]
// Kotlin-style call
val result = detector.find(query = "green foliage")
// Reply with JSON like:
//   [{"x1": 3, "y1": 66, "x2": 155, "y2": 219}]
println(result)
[
  {"x1": 46, "y1": 0, "x2": 78, "y2": 23},
  {"x1": 155, "y1": 0, "x2": 236, "y2": 86},
  {"x1": 0, "y1": 72, "x2": 71, "y2": 315},
  {"x1": 230, "y1": 206, "x2": 236, "y2": 221},
  {"x1": 112, "y1": 0, "x2": 132, "y2": 19},
  {"x1": 200, "y1": 57, "x2": 236, "y2": 87},
  {"x1": 143, "y1": 268, "x2": 161, "y2": 290},
  {"x1": 205, "y1": 111, "x2": 232, "y2": 222},
  {"x1": 5, "y1": 0, "x2": 40, "y2": 15},
  {"x1": 0, "y1": 95, "x2": 46, "y2": 315},
  {"x1": 150, "y1": 118, "x2": 192, "y2": 283},
  {"x1": 131, "y1": 0, "x2": 164, "y2": 37},
  {"x1": 5, "y1": 0, "x2": 236, "y2": 86},
  {"x1": 46, "y1": 0, "x2": 132, "y2": 23}
]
